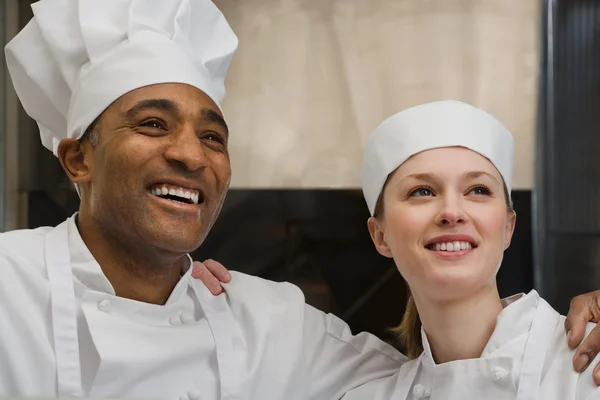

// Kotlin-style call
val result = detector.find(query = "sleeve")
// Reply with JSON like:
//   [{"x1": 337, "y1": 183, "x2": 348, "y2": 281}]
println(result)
[{"x1": 302, "y1": 303, "x2": 406, "y2": 400}]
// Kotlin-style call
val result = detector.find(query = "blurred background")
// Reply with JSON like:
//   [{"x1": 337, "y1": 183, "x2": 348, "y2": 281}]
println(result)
[{"x1": 1, "y1": 0, "x2": 599, "y2": 352}]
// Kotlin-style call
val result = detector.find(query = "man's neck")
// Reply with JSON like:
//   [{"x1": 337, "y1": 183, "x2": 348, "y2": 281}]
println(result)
[
  {"x1": 415, "y1": 285, "x2": 503, "y2": 363},
  {"x1": 75, "y1": 214, "x2": 185, "y2": 305}
]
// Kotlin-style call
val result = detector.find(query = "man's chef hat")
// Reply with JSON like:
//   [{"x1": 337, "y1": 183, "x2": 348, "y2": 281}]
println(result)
[
  {"x1": 361, "y1": 100, "x2": 515, "y2": 216},
  {"x1": 5, "y1": 0, "x2": 238, "y2": 156}
]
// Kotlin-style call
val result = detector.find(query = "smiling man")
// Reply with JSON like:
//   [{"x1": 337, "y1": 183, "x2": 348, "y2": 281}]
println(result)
[{"x1": 0, "y1": 0, "x2": 403, "y2": 399}]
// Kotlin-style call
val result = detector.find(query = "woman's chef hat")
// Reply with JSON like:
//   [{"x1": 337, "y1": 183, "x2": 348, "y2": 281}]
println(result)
[
  {"x1": 5, "y1": 0, "x2": 238, "y2": 156},
  {"x1": 361, "y1": 100, "x2": 515, "y2": 215}
]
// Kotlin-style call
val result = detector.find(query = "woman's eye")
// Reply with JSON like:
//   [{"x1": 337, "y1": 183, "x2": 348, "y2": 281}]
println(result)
[
  {"x1": 469, "y1": 186, "x2": 491, "y2": 195},
  {"x1": 409, "y1": 187, "x2": 433, "y2": 197}
]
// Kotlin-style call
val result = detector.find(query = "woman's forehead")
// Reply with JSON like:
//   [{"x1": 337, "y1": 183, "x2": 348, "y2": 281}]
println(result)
[{"x1": 394, "y1": 147, "x2": 503, "y2": 181}]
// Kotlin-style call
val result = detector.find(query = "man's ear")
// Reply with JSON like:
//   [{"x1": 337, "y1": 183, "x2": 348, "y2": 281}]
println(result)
[
  {"x1": 57, "y1": 138, "x2": 92, "y2": 185},
  {"x1": 367, "y1": 216, "x2": 393, "y2": 258}
]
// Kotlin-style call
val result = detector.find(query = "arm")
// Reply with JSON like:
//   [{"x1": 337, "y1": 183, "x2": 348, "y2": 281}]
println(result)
[
  {"x1": 193, "y1": 260, "x2": 405, "y2": 398},
  {"x1": 301, "y1": 304, "x2": 405, "y2": 399},
  {"x1": 194, "y1": 260, "x2": 600, "y2": 386}
]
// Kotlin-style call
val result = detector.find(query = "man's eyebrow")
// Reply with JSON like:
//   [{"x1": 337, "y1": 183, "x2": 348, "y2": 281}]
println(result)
[
  {"x1": 201, "y1": 108, "x2": 229, "y2": 136},
  {"x1": 125, "y1": 99, "x2": 179, "y2": 119}
]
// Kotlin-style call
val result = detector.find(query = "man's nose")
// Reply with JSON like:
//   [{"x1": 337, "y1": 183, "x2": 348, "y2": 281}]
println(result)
[{"x1": 164, "y1": 129, "x2": 208, "y2": 172}]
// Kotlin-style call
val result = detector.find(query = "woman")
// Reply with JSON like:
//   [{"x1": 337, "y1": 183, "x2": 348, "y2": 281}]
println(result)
[{"x1": 341, "y1": 100, "x2": 600, "y2": 399}]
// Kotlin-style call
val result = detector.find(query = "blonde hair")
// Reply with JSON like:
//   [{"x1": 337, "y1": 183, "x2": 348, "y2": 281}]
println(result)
[{"x1": 372, "y1": 176, "x2": 514, "y2": 359}]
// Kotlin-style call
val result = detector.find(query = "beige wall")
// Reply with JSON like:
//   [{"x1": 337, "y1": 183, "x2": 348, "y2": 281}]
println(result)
[{"x1": 215, "y1": 0, "x2": 540, "y2": 190}]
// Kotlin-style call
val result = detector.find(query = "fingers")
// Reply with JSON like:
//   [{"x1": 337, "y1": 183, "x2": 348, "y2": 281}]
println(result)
[
  {"x1": 565, "y1": 294, "x2": 597, "y2": 349},
  {"x1": 574, "y1": 323, "x2": 600, "y2": 374},
  {"x1": 203, "y1": 259, "x2": 232, "y2": 283},
  {"x1": 191, "y1": 261, "x2": 224, "y2": 295},
  {"x1": 565, "y1": 313, "x2": 589, "y2": 349},
  {"x1": 593, "y1": 358, "x2": 600, "y2": 386}
]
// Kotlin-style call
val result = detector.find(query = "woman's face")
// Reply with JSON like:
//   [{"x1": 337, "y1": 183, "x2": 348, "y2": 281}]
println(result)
[{"x1": 368, "y1": 147, "x2": 516, "y2": 302}]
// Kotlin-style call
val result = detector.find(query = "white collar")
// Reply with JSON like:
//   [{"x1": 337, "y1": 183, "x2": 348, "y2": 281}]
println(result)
[
  {"x1": 420, "y1": 290, "x2": 540, "y2": 365},
  {"x1": 66, "y1": 213, "x2": 193, "y2": 305}
]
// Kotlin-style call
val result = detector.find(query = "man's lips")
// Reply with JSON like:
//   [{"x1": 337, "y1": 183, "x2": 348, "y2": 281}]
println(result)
[{"x1": 146, "y1": 182, "x2": 205, "y2": 205}]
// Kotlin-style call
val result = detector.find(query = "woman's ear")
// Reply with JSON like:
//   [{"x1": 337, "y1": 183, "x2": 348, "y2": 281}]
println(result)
[
  {"x1": 57, "y1": 138, "x2": 93, "y2": 185},
  {"x1": 504, "y1": 211, "x2": 517, "y2": 250},
  {"x1": 368, "y1": 216, "x2": 393, "y2": 258}
]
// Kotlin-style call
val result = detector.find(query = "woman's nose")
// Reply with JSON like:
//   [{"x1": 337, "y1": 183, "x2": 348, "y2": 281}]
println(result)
[{"x1": 434, "y1": 198, "x2": 467, "y2": 226}]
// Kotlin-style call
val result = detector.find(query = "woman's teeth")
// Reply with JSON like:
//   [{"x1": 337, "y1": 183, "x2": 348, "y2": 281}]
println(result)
[{"x1": 432, "y1": 241, "x2": 473, "y2": 252}]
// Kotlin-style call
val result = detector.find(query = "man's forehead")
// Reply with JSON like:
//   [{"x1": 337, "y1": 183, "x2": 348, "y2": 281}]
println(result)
[{"x1": 116, "y1": 83, "x2": 221, "y2": 113}]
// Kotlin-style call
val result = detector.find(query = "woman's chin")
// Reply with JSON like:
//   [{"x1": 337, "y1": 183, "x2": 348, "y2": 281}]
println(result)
[{"x1": 418, "y1": 267, "x2": 498, "y2": 301}]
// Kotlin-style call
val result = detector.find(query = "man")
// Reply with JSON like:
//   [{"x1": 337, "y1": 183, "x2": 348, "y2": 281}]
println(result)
[{"x1": 1, "y1": 0, "x2": 599, "y2": 399}]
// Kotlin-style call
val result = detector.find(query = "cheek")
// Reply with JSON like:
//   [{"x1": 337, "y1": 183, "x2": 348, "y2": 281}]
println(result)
[
  {"x1": 476, "y1": 211, "x2": 510, "y2": 242},
  {"x1": 209, "y1": 154, "x2": 232, "y2": 186},
  {"x1": 384, "y1": 206, "x2": 429, "y2": 253}
]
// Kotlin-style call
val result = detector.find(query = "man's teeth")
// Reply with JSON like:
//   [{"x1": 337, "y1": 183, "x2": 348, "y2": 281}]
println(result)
[
  {"x1": 433, "y1": 241, "x2": 473, "y2": 252},
  {"x1": 148, "y1": 185, "x2": 200, "y2": 204}
]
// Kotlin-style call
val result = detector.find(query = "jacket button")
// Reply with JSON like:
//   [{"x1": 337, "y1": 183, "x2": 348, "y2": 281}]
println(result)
[
  {"x1": 180, "y1": 312, "x2": 194, "y2": 325},
  {"x1": 492, "y1": 366, "x2": 509, "y2": 381},
  {"x1": 98, "y1": 300, "x2": 111, "y2": 313},
  {"x1": 179, "y1": 394, "x2": 190, "y2": 400},
  {"x1": 170, "y1": 314, "x2": 183, "y2": 325},
  {"x1": 188, "y1": 388, "x2": 201, "y2": 400},
  {"x1": 412, "y1": 383, "x2": 431, "y2": 398}
]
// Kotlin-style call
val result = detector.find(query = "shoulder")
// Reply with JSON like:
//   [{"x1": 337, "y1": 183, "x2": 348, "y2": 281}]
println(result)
[
  {"x1": 540, "y1": 301, "x2": 600, "y2": 400},
  {"x1": 342, "y1": 356, "x2": 418, "y2": 399},
  {"x1": 221, "y1": 271, "x2": 405, "y2": 363},
  {"x1": 223, "y1": 270, "x2": 306, "y2": 304},
  {"x1": 212, "y1": 271, "x2": 308, "y2": 333},
  {"x1": 0, "y1": 226, "x2": 52, "y2": 277}
]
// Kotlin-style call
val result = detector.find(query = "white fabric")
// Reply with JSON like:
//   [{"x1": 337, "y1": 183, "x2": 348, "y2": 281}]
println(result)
[
  {"x1": 0, "y1": 215, "x2": 405, "y2": 399},
  {"x1": 4, "y1": 0, "x2": 238, "y2": 156},
  {"x1": 361, "y1": 100, "x2": 515, "y2": 215},
  {"x1": 341, "y1": 291, "x2": 600, "y2": 400}
]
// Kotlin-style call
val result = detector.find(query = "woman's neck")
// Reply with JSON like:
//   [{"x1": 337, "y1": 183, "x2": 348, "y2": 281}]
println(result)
[{"x1": 415, "y1": 286, "x2": 503, "y2": 363}]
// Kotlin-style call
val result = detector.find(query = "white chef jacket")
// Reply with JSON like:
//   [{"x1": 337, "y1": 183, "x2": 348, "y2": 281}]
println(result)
[
  {"x1": 0, "y1": 215, "x2": 405, "y2": 399},
  {"x1": 342, "y1": 290, "x2": 600, "y2": 400}
]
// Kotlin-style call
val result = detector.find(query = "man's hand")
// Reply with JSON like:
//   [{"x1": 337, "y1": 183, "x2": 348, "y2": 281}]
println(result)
[
  {"x1": 191, "y1": 259, "x2": 231, "y2": 295},
  {"x1": 565, "y1": 290, "x2": 600, "y2": 384}
]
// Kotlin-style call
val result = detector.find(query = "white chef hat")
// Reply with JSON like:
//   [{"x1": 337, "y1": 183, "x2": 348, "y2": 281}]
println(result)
[
  {"x1": 361, "y1": 100, "x2": 515, "y2": 216},
  {"x1": 5, "y1": 0, "x2": 238, "y2": 156}
]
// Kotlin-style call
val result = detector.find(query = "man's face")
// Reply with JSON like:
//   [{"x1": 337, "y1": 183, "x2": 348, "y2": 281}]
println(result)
[{"x1": 82, "y1": 83, "x2": 231, "y2": 255}]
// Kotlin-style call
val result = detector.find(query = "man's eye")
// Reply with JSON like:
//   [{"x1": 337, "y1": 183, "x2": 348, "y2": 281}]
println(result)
[
  {"x1": 202, "y1": 132, "x2": 225, "y2": 144},
  {"x1": 139, "y1": 119, "x2": 166, "y2": 130}
]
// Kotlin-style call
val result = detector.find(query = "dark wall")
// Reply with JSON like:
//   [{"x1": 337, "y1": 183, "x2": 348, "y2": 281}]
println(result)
[
  {"x1": 29, "y1": 188, "x2": 534, "y2": 346},
  {"x1": 536, "y1": 0, "x2": 600, "y2": 314},
  {"x1": 191, "y1": 189, "x2": 534, "y2": 344}
]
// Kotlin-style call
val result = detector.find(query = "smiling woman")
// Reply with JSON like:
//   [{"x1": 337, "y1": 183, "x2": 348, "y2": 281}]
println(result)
[
  {"x1": 372, "y1": 147, "x2": 516, "y2": 361},
  {"x1": 371, "y1": 151, "x2": 516, "y2": 359},
  {"x1": 340, "y1": 100, "x2": 600, "y2": 400}
]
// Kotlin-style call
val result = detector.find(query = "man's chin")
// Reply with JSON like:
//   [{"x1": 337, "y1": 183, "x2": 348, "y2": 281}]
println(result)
[{"x1": 144, "y1": 226, "x2": 206, "y2": 256}]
